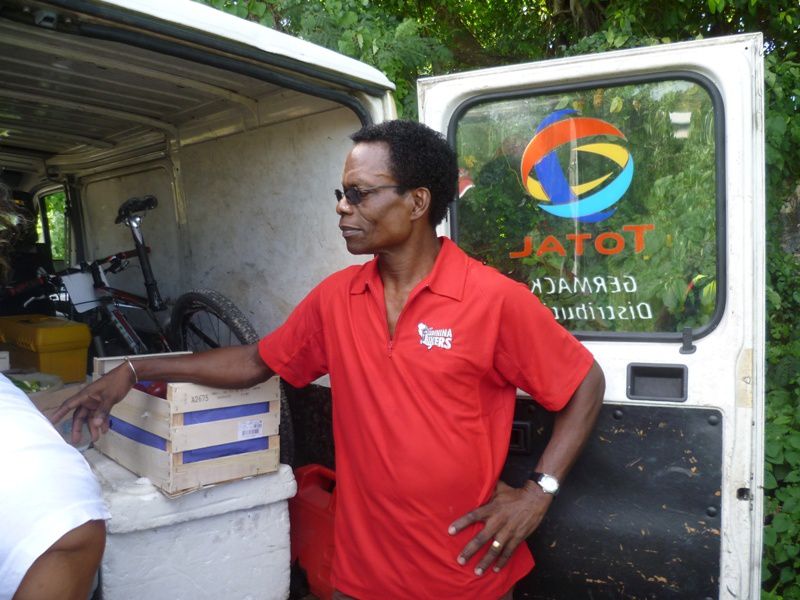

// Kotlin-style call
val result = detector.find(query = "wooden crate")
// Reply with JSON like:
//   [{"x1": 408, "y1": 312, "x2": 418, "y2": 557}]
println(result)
[{"x1": 93, "y1": 355, "x2": 280, "y2": 496}]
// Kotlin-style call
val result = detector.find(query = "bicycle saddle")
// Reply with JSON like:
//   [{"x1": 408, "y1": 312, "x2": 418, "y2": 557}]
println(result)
[{"x1": 115, "y1": 195, "x2": 158, "y2": 224}]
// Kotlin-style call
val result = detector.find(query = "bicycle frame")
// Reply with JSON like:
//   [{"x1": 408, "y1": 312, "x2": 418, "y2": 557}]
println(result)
[
  {"x1": 63, "y1": 195, "x2": 173, "y2": 357},
  {"x1": 126, "y1": 214, "x2": 165, "y2": 312},
  {"x1": 84, "y1": 247, "x2": 172, "y2": 356},
  {"x1": 92, "y1": 284, "x2": 171, "y2": 356},
  {"x1": 80, "y1": 196, "x2": 171, "y2": 356}
]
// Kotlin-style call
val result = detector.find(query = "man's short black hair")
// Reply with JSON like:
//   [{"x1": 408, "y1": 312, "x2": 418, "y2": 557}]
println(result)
[{"x1": 350, "y1": 120, "x2": 458, "y2": 227}]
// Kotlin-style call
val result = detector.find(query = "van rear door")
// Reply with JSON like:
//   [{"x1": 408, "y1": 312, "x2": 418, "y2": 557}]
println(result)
[{"x1": 418, "y1": 34, "x2": 765, "y2": 600}]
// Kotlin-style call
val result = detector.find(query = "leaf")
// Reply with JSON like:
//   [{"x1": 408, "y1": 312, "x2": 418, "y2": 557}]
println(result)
[
  {"x1": 785, "y1": 470, "x2": 800, "y2": 483},
  {"x1": 764, "y1": 525, "x2": 777, "y2": 547},
  {"x1": 341, "y1": 11, "x2": 358, "y2": 28},
  {"x1": 773, "y1": 512, "x2": 793, "y2": 533},
  {"x1": 701, "y1": 281, "x2": 716, "y2": 307},
  {"x1": 766, "y1": 438, "x2": 784, "y2": 460},
  {"x1": 767, "y1": 286, "x2": 783, "y2": 310},
  {"x1": 249, "y1": 1, "x2": 267, "y2": 17},
  {"x1": 767, "y1": 114, "x2": 788, "y2": 139},
  {"x1": 610, "y1": 96, "x2": 624, "y2": 113},
  {"x1": 781, "y1": 566, "x2": 796, "y2": 583},
  {"x1": 764, "y1": 469, "x2": 778, "y2": 490}
]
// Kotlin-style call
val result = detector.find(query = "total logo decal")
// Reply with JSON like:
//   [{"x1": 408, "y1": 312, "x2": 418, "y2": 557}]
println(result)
[
  {"x1": 521, "y1": 108, "x2": 633, "y2": 223},
  {"x1": 511, "y1": 108, "x2": 653, "y2": 259},
  {"x1": 418, "y1": 323, "x2": 453, "y2": 350}
]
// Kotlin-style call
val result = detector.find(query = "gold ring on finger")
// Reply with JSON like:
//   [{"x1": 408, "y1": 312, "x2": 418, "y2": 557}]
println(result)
[{"x1": 491, "y1": 539, "x2": 502, "y2": 551}]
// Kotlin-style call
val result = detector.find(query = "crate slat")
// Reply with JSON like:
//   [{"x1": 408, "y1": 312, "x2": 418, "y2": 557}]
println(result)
[
  {"x1": 95, "y1": 428, "x2": 170, "y2": 488},
  {"x1": 170, "y1": 406, "x2": 278, "y2": 452},
  {"x1": 108, "y1": 388, "x2": 171, "y2": 438},
  {"x1": 171, "y1": 441, "x2": 280, "y2": 496},
  {"x1": 167, "y1": 379, "x2": 279, "y2": 413}
]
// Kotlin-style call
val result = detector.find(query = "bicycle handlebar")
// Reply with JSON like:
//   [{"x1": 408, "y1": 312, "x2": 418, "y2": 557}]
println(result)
[
  {"x1": 95, "y1": 248, "x2": 148, "y2": 267},
  {"x1": 0, "y1": 248, "x2": 150, "y2": 299}
]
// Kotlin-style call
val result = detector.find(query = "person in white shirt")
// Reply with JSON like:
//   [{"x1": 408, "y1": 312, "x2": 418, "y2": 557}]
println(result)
[{"x1": 0, "y1": 373, "x2": 109, "y2": 600}]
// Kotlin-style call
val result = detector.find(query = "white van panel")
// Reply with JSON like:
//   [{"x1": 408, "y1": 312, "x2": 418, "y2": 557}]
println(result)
[{"x1": 180, "y1": 107, "x2": 366, "y2": 334}]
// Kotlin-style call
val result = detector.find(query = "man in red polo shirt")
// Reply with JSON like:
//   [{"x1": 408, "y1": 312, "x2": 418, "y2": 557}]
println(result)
[{"x1": 55, "y1": 120, "x2": 604, "y2": 599}]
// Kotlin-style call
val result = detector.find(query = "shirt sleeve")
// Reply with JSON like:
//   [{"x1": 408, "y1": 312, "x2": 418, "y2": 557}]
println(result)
[
  {"x1": 258, "y1": 284, "x2": 328, "y2": 388},
  {"x1": 493, "y1": 281, "x2": 594, "y2": 411}
]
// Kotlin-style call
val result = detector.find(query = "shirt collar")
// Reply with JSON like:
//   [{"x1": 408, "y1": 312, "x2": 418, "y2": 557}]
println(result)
[{"x1": 349, "y1": 236, "x2": 468, "y2": 301}]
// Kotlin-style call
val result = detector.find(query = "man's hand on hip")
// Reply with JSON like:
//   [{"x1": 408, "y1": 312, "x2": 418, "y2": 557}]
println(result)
[{"x1": 449, "y1": 480, "x2": 554, "y2": 576}]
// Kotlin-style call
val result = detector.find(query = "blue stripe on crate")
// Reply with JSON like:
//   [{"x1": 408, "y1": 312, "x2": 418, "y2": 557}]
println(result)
[
  {"x1": 109, "y1": 417, "x2": 167, "y2": 451},
  {"x1": 183, "y1": 402, "x2": 269, "y2": 425},
  {"x1": 182, "y1": 437, "x2": 269, "y2": 464}
]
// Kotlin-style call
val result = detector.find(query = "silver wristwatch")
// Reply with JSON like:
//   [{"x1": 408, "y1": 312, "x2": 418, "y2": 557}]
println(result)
[{"x1": 532, "y1": 471, "x2": 560, "y2": 495}]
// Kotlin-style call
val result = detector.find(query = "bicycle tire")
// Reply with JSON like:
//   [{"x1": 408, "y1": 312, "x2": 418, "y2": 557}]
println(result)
[
  {"x1": 168, "y1": 289, "x2": 296, "y2": 466},
  {"x1": 168, "y1": 289, "x2": 258, "y2": 350}
]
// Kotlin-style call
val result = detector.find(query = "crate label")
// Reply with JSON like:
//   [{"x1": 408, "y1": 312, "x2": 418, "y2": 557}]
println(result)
[
  {"x1": 191, "y1": 393, "x2": 210, "y2": 404},
  {"x1": 238, "y1": 418, "x2": 264, "y2": 440}
]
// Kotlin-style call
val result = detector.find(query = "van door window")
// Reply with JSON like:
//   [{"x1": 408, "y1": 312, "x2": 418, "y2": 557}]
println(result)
[
  {"x1": 453, "y1": 76, "x2": 722, "y2": 338},
  {"x1": 37, "y1": 189, "x2": 69, "y2": 267}
]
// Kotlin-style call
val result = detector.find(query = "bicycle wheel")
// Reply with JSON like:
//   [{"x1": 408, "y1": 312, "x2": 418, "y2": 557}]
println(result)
[
  {"x1": 169, "y1": 288, "x2": 296, "y2": 466},
  {"x1": 168, "y1": 289, "x2": 258, "y2": 350}
]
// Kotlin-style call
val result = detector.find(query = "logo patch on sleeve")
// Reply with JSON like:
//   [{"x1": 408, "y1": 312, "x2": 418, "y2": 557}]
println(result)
[{"x1": 418, "y1": 322, "x2": 453, "y2": 350}]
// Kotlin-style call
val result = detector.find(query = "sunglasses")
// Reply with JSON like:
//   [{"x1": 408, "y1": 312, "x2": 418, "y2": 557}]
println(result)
[{"x1": 334, "y1": 185, "x2": 406, "y2": 205}]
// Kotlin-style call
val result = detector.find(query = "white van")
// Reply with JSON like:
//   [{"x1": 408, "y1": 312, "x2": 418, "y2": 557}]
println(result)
[{"x1": 0, "y1": 1, "x2": 765, "y2": 598}]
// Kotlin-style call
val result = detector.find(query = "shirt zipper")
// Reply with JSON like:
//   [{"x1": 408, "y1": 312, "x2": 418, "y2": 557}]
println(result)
[{"x1": 387, "y1": 283, "x2": 429, "y2": 357}]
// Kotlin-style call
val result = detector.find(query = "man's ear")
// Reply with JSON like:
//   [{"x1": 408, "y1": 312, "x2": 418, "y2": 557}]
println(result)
[{"x1": 408, "y1": 187, "x2": 432, "y2": 222}]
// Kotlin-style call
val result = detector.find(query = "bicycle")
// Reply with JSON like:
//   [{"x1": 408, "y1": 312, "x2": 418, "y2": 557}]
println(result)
[{"x1": 2, "y1": 195, "x2": 258, "y2": 355}]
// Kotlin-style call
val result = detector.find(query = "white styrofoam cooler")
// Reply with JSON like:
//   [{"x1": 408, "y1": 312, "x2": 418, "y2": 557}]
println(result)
[{"x1": 84, "y1": 449, "x2": 297, "y2": 600}]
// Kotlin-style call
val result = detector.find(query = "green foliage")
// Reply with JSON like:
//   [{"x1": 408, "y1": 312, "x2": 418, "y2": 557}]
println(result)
[
  {"x1": 39, "y1": 191, "x2": 66, "y2": 260},
  {"x1": 764, "y1": 248, "x2": 800, "y2": 599}
]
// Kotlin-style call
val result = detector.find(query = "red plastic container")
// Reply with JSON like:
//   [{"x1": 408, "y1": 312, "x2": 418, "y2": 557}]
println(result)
[{"x1": 289, "y1": 464, "x2": 336, "y2": 600}]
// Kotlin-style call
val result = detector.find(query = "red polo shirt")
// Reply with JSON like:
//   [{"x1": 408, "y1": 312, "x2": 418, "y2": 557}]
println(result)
[{"x1": 259, "y1": 237, "x2": 594, "y2": 599}]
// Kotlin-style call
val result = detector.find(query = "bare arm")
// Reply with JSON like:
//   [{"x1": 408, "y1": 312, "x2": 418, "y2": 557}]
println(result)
[
  {"x1": 450, "y1": 360, "x2": 605, "y2": 576},
  {"x1": 51, "y1": 343, "x2": 274, "y2": 443},
  {"x1": 527, "y1": 359, "x2": 606, "y2": 484}
]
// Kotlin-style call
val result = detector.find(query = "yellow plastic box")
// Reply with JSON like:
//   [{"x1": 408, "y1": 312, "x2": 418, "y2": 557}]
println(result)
[{"x1": 0, "y1": 314, "x2": 91, "y2": 383}]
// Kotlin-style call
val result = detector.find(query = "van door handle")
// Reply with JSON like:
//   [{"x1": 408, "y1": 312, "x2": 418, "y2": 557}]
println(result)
[{"x1": 627, "y1": 363, "x2": 688, "y2": 402}]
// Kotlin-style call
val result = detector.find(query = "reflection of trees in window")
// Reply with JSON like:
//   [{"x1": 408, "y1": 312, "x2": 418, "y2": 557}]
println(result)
[{"x1": 456, "y1": 80, "x2": 718, "y2": 334}]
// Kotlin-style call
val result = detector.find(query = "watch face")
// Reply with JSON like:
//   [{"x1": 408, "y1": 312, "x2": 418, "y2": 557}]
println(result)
[{"x1": 537, "y1": 474, "x2": 559, "y2": 494}]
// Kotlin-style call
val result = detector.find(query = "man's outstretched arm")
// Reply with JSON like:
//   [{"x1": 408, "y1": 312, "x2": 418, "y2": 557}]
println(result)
[
  {"x1": 450, "y1": 360, "x2": 605, "y2": 576},
  {"x1": 51, "y1": 343, "x2": 274, "y2": 443}
]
